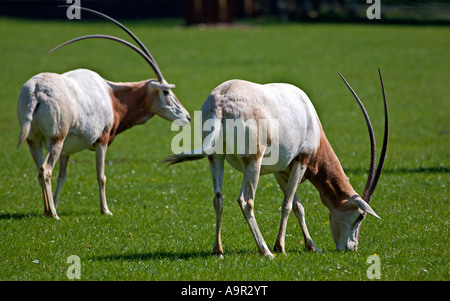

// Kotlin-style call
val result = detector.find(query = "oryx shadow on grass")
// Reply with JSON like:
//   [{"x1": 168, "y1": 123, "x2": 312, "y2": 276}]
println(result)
[
  {"x1": 345, "y1": 166, "x2": 449, "y2": 175},
  {"x1": 89, "y1": 250, "x2": 216, "y2": 261},
  {"x1": 0, "y1": 213, "x2": 42, "y2": 220},
  {"x1": 0, "y1": 209, "x2": 100, "y2": 220},
  {"x1": 87, "y1": 248, "x2": 304, "y2": 262}
]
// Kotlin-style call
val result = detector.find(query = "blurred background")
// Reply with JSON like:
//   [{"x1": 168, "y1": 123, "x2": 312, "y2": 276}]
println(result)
[{"x1": 1, "y1": 0, "x2": 449, "y2": 24}]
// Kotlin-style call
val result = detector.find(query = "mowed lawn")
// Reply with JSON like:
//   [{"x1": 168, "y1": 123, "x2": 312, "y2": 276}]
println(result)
[{"x1": 0, "y1": 17, "x2": 448, "y2": 281}]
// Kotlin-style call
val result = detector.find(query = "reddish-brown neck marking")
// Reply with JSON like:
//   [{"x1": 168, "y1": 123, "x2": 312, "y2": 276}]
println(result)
[
  {"x1": 101, "y1": 80, "x2": 158, "y2": 146},
  {"x1": 304, "y1": 128, "x2": 356, "y2": 209}
]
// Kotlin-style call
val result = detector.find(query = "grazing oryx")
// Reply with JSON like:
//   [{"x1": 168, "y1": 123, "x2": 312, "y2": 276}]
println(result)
[
  {"x1": 17, "y1": 7, "x2": 190, "y2": 220},
  {"x1": 164, "y1": 70, "x2": 388, "y2": 258}
]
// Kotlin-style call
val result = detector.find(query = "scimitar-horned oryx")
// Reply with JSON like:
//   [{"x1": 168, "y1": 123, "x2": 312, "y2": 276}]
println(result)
[
  {"x1": 17, "y1": 7, "x2": 190, "y2": 219},
  {"x1": 163, "y1": 70, "x2": 388, "y2": 258}
]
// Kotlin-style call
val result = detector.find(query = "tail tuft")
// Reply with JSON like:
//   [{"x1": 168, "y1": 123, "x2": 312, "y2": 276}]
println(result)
[
  {"x1": 17, "y1": 82, "x2": 39, "y2": 149},
  {"x1": 161, "y1": 152, "x2": 207, "y2": 166},
  {"x1": 17, "y1": 121, "x2": 31, "y2": 149},
  {"x1": 161, "y1": 119, "x2": 223, "y2": 167}
]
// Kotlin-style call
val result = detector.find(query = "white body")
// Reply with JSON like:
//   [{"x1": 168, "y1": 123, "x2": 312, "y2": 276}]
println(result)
[
  {"x1": 18, "y1": 68, "x2": 190, "y2": 219},
  {"x1": 201, "y1": 80, "x2": 321, "y2": 174},
  {"x1": 18, "y1": 70, "x2": 114, "y2": 155},
  {"x1": 165, "y1": 79, "x2": 379, "y2": 257}
]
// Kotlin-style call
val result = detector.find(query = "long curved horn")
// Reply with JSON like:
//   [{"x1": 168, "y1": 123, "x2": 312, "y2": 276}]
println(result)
[
  {"x1": 338, "y1": 72, "x2": 377, "y2": 201},
  {"x1": 75, "y1": 7, "x2": 154, "y2": 61},
  {"x1": 47, "y1": 34, "x2": 164, "y2": 81},
  {"x1": 366, "y1": 68, "x2": 388, "y2": 202},
  {"x1": 61, "y1": 6, "x2": 160, "y2": 69},
  {"x1": 53, "y1": 6, "x2": 164, "y2": 82},
  {"x1": 338, "y1": 70, "x2": 389, "y2": 203}
]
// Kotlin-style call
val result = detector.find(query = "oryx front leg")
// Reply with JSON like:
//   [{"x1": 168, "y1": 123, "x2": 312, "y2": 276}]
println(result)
[
  {"x1": 238, "y1": 155, "x2": 274, "y2": 259},
  {"x1": 273, "y1": 162, "x2": 306, "y2": 254},
  {"x1": 95, "y1": 143, "x2": 112, "y2": 216},
  {"x1": 274, "y1": 163, "x2": 320, "y2": 253},
  {"x1": 208, "y1": 155, "x2": 225, "y2": 257},
  {"x1": 292, "y1": 195, "x2": 320, "y2": 252}
]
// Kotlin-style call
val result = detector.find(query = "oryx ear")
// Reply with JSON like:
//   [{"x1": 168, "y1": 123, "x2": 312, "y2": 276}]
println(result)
[
  {"x1": 352, "y1": 197, "x2": 381, "y2": 219},
  {"x1": 150, "y1": 81, "x2": 175, "y2": 91}
]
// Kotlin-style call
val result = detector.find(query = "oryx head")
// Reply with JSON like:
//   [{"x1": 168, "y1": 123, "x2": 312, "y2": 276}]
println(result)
[
  {"x1": 329, "y1": 69, "x2": 388, "y2": 251},
  {"x1": 47, "y1": 6, "x2": 191, "y2": 125}
]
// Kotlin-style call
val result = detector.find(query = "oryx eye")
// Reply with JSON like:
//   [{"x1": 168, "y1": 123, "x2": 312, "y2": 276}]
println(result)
[
  {"x1": 354, "y1": 213, "x2": 364, "y2": 226},
  {"x1": 162, "y1": 90, "x2": 171, "y2": 105}
]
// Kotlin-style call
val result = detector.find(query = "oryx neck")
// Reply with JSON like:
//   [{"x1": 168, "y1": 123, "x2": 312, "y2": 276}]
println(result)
[{"x1": 307, "y1": 130, "x2": 356, "y2": 208}]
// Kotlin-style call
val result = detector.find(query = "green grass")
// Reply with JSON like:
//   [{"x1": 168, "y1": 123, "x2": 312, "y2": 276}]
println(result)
[{"x1": 0, "y1": 17, "x2": 448, "y2": 281}]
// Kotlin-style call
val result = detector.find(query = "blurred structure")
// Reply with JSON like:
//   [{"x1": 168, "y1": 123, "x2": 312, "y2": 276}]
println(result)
[
  {"x1": 186, "y1": 0, "x2": 233, "y2": 24},
  {"x1": 0, "y1": 0, "x2": 448, "y2": 24}
]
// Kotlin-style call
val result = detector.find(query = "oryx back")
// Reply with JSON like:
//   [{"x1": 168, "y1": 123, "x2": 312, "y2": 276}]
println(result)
[
  {"x1": 17, "y1": 69, "x2": 114, "y2": 155},
  {"x1": 202, "y1": 79, "x2": 321, "y2": 174}
]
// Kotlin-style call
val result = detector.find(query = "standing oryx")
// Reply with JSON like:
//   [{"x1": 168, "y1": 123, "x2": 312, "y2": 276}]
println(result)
[
  {"x1": 17, "y1": 7, "x2": 190, "y2": 219},
  {"x1": 164, "y1": 70, "x2": 388, "y2": 257}
]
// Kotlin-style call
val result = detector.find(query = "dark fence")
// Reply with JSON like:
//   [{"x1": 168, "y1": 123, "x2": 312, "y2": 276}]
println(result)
[
  {"x1": 1, "y1": 0, "x2": 449, "y2": 24},
  {"x1": 0, "y1": 0, "x2": 184, "y2": 19}
]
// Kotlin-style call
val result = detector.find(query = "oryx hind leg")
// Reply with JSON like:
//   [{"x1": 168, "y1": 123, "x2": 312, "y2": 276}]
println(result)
[
  {"x1": 208, "y1": 155, "x2": 225, "y2": 257},
  {"x1": 30, "y1": 137, "x2": 64, "y2": 220},
  {"x1": 53, "y1": 154, "x2": 69, "y2": 209},
  {"x1": 95, "y1": 142, "x2": 112, "y2": 216}
]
